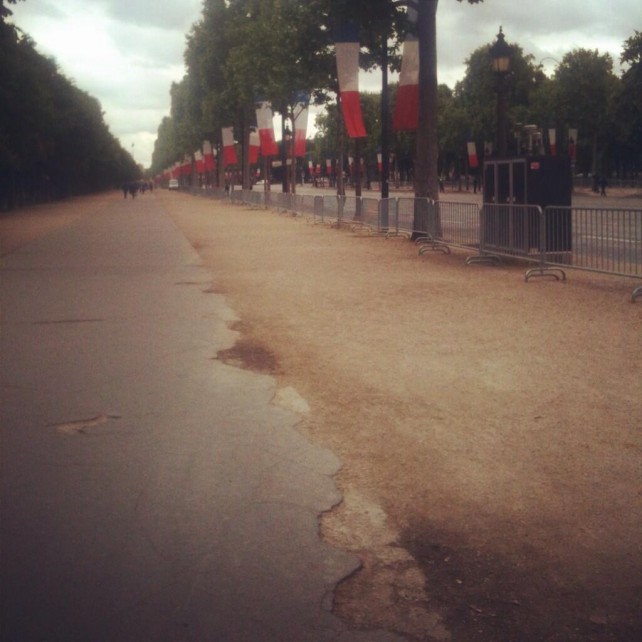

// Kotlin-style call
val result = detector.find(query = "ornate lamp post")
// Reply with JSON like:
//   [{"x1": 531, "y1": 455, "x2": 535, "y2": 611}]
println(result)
[{"x1": 490, "y1": 26, "x2": 511, "y2": 157}]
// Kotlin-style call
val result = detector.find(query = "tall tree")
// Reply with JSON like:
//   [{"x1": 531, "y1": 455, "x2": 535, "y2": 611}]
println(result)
[
  {"x1": 554, "y1": 49, "x2": 618, "y2": 175},
  {"x1": 454, "y1": 40, "x2": 544, "y2": 156},
  {"x1": 1, "y1": 17, "x2": 138, "y2": 209},
  {"x1": 0, "y1": 0, "x2": 25, "y2": 21},
  {"x1": 613, "y1": 31, "x2": 642, "y2": 176},
  {"x1": 413, "y1": 0, "x2": 483, "y2": 201}
]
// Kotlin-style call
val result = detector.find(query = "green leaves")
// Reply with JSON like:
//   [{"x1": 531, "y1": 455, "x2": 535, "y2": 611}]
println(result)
[{"x1": 1, "y1": 23, "x2": 138, "y2": 207}]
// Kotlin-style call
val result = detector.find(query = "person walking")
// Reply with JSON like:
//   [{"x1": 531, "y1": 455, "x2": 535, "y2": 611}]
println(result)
[{"x1": 599, "y1": 175, "x2": 608, "y2": 197}]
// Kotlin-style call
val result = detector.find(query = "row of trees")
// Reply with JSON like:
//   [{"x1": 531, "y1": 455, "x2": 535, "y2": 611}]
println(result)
[
  {"x1": 151, "y1": 0, "x2": 484, "y2": 196},
  {"x1": 440, "y1": 32, "x2": 642, "y2": 180},
  {"x1": 151, "y1": 0, "x2": 640, "y2": 192},
  {"x1": 0, "y1": 0, "x2": 140, "y2": 211}
]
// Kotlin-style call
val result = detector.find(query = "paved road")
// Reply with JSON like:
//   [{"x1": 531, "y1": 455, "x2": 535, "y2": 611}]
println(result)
[
  {"x1": 265, "y1": 182, "x2": 642, "y2": 209},
  {"x1": 0, "y1": 194, "x2": 403, "y2": 642}
]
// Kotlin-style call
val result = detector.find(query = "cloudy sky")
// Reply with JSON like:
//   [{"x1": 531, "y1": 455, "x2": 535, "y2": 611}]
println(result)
[{"x1": 9, "y1": 0, "x2": 638, "y2": 168}]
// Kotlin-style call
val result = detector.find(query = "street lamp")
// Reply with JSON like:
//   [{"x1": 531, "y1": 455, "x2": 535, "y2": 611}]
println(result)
[{"x1": 490, "y1": 26, "x2": 511, "y2": 156}]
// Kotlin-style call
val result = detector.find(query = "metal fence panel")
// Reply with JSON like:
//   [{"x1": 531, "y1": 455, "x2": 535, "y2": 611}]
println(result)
[
  {"x1": 185, "y1": 189, "x2": 641, "y2": 293},
  {"x1": 297, "y1": 194, "x2": 317, "y2": 217},
  {"x1": 396, "y1": 198, "x2": 441, "y2": 237},
  {"x1": 321, "y1": 195, "x2": 339, "y2": 223},
  {"x1": 480, "y1": 204, "x2": 543, "y2": 262},
  {"x1": 396, "y1": 198, "x2": 417, "y2": 235},
  {"x1": 340, "y1": 196, "x2": 359, "y2": 223},
  {"x1": 435, "y1": 201, "x2": 480, "y2": 249},
  {"x1": 545, "y1": 206, "x2": 642, "y2": 278},
  {"x1": 360, "y1": 198, "x2": 380, "y2": 230}
]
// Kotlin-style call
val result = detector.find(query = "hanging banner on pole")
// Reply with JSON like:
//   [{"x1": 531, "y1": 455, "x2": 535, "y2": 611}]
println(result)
[
  {"x1": 181, "y1": 154, "x2": 192, "y2": 176},
  {"x1": 548, "y1": 129, "x2": 557, "y2": 155},
  {"x1": 255, "y1": 101, "x2": 278, "y2": 157},
  {"x1": 335, "y1": 23, "x2": 367, "y2": 138},
  {"x1": 293, "y1": 93, "x2": 309, "y2": 158},
  {"x1": 203, "y1": 140, "x2": 216, "y2": 172},
  {"x1": 467, "y1": 142, "x2": 479, "y2": 168},
  {"x1": 568, "y1": 128, "x2": 578, "y2": 161},
  {"x1": 249, "y1": 129, "x2": 260, "y2": 165},
  {"x1": 194, "y1": 149, "x2": 204, "y2": 174},
  {"x1": 222, "y1": 127, "x2": 238, "y2": 167},
  {"x1": 393, "y1": 7, "x2": 419, "y2": 131}
]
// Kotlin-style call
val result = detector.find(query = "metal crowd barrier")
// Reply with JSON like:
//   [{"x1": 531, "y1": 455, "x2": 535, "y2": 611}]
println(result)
[
  {"x1": 361, "y1": 197, "x2": 382, "y2": 231},
  {"x1": 188, "y1": 187, "x2": 642, "y2": 300},
  {"x1": 475, "y1": 203, "x2": 642, "y2": 299},
  {"x1": 527, "y1": 206, "x2": 642, "y2": 299},
  {"x1": 470, "y1": 203, "x2": 545, "y2": 266}
]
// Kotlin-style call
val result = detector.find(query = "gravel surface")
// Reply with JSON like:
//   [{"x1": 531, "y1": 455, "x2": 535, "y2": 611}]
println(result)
[{"x1": 3, "y1": 190, "x2": 640, "y2": 641}]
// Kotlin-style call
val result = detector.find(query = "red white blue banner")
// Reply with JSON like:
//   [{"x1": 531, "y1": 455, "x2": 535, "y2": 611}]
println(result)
[
  {"x1": 548, "y1": 129, "x2": 557, "y2": 155},
  {"x1": 467, "y1": 142, "x2": 479, "y2": 168},
  {"x1": 255, "y1": 102, "x2": 278, "y2": 157},
  {"x1": 249, "y1": 129, "x2": 260, "y2": 165},
  {"x1": 335, "y1": 23, "x2": 366, "y2": 138},
  {"x1": 293, "y1": 97, "x2": 309, "y2": 157},
  {"x1": 194, "y1": 149, "x2": 204, "y2": 173},
  {"x1": 203, "y1": 140, "x2": 216, "y2": 172},
  {"x1": 393, "y1": 8, "x2": 419, "y2": 131},
  {"x1": 181, "y1": 154, "x2": 192, "y2": 176},
  {"x1": 222, "y1": 127, "x2": 238, "y2": 167},
  {"x1": 568, "y1": 128, "x2": 578, "y2": 160}
]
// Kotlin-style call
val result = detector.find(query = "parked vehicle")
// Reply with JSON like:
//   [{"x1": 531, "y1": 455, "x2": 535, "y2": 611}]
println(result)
[{"x1": 168, "y1": 178, "x2": 179, "y2": 190}]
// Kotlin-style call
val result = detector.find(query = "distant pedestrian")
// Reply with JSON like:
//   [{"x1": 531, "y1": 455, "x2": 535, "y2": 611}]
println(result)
[{"x1": 599, "y1": 176, "x2": 608, "y2": 197}]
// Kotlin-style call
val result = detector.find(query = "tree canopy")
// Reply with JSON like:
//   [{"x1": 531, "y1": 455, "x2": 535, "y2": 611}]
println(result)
[
  {"x1": 151, "y1": 0, "x2": 639, "y2": 187},
  {"x1": 0, "y1": 10, "x2": 140, "y2": 210}
]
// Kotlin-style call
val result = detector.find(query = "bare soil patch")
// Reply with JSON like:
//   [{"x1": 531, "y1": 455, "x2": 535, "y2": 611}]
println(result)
[
  {"x1": 216, "y1": 326, "x2": 280, "y2": 375},
  {"x1": 5, "y1": 191, "x2": 639, "y2": 641},
  {"x1": 161, "y1": 191, "x2": 641, "y2": 642},
  {"x1": 0, "y1": 194, "x2": 110, "y2": 257}
]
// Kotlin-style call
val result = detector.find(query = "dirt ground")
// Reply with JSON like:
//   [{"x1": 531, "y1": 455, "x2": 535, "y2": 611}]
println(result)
[{"x1": 3, "y1": 191, "x2": 641, "y2": 641}]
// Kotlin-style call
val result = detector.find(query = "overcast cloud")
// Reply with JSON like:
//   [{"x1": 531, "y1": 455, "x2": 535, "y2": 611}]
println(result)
[{"x1": 9, "y1": 0, "x2": 639, "y2": 168}]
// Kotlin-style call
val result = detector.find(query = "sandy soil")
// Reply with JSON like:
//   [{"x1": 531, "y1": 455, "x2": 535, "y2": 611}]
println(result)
[
  {"x1": 4, "y1": 191, "x2": 641, "y2": 641},
  {"x1": 0, "y1": 195, "x2": 104, "y2": 258}
]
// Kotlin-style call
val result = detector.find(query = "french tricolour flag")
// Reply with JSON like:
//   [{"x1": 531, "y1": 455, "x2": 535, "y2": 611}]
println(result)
[
  {"x1": 467, "y1": 142, "x2": 479, "y2": 169},
  {"x1": 393, "y1": 8, "x2": 419, "y2": 131},
  {"x1": 249, "y1": 129, "x2": 260, "y2": 165},
  {"x1": 335, "y1": 23, "x2": 366, "y2": 138},
  {"x1": 182, "y1": 154, "x2": 192, "y2": 176},
  {"x1": 293, "y1": 94, "x2": 309, "y2": 157},
  {"x1": 222, "y1": 127, "x2": 237, "y2": 167},
  {"x1": 203, "y1": 140, "x2": 216, "y2": 172},
  {"x1": 195, "y1": 149, "x2": 204, "y2": 174},
  {"x1": 255, "y1": 101, "x2": 278, "y2": 157},
  {"x1": 548, "y1": 129, "x2": 557, "y2": 156}
]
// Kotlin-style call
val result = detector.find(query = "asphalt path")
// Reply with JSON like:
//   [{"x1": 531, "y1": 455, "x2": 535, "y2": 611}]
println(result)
[{"x1": 0, "y1": 194, "x2": 403, "y2": 642}]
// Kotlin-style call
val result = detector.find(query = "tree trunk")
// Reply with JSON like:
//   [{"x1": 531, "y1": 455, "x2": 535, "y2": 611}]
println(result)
[
  {"x1": 413, "y1": 0, "x2": 441, "y2": 237},
  {"x1": 415, "y1": 0, "x2": 439, "y2": 200},
  {"x1": 242, "y1": 115, "x2": 251, "y2": 190},
  {"x1": 336, "y1": 94, "x2": 345, "y2": 196}
]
